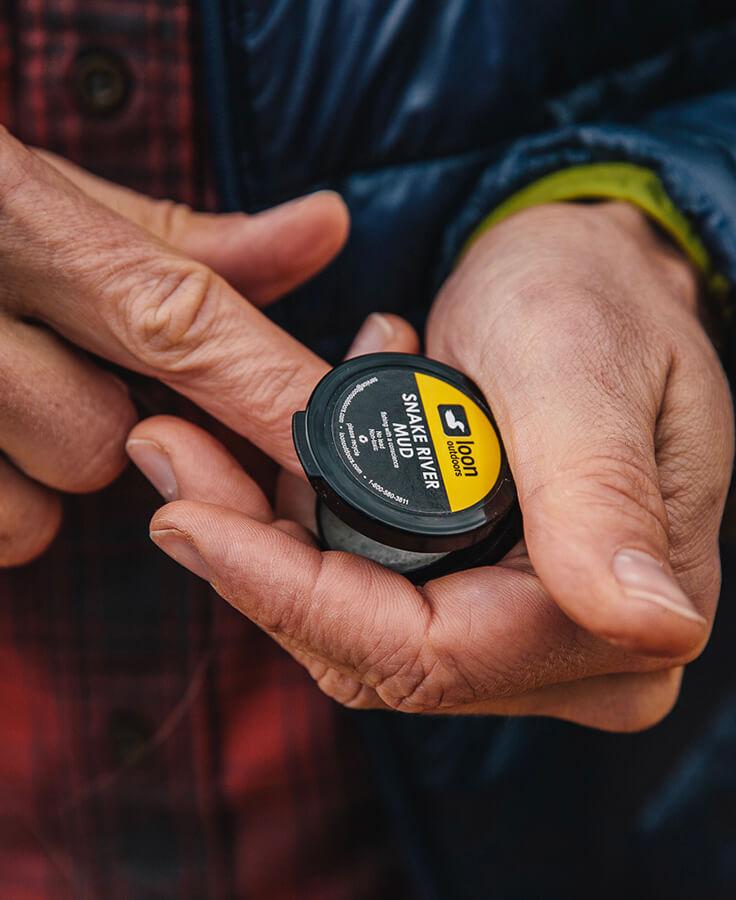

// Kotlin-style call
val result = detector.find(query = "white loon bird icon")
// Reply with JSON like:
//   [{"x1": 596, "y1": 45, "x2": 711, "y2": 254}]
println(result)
[{"x1": 444, "y1": 409, "x2": 466, "y2": 433}]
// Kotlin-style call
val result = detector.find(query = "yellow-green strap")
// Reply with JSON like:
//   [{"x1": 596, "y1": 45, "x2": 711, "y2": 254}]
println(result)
[{"x1": 461, "y1": 162, "x2": 729, "y2": 303}]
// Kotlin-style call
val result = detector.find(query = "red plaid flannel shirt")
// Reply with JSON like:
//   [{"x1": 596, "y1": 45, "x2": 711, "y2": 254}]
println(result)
[{"x1": 0, "y1": 2, "x2": 406, "y2": 897}]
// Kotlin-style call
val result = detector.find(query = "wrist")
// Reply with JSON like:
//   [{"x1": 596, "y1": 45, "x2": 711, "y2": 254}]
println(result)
[
  {"x1": 457, "y1": 161, "x2": 730, "y2": 346},
  {"x1": 431, "y1": 200, "x2": 702, "y2": 377},
  {"x1": 589, "y1": 200, "x2": 701, "y2": 315}
]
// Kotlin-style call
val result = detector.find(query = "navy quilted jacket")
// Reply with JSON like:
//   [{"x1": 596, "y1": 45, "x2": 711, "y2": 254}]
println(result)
[{"x1": 202, "y1": 3, "x2": 736, "y2": 897}]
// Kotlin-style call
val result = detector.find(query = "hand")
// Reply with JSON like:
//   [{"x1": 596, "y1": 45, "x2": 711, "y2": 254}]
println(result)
[
  {"x1": 0, "y1": 128, "x2": 348, "y2": 565},
  {"x1": 137, "y1": 202, "x2": 733, "y2": 731}
]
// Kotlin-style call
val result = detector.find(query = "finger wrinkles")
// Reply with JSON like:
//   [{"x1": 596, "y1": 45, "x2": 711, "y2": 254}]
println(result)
[
  {"x1": 310, "y1": 662, "x2": 384, "y2": 710},
  {"x1": 115, "y1": 262, "x2": 219, "y2": 372},
  {"x1": 660, "y1": 460, "x2": 725, "y2": 549},
  {"x1": 418, "y1": 573, "x2": 574, "y2": 703},
  {"x1": 667, "y1": 550, "x2": 721, "y2": 633},
  {"x1": 360, "y1": 629, "x2": 442, "y2": 709},
  {"x1": 0, "y1": 135, "x2": 335, "y2": 472},
  {"x1": 176, "y1": 351, "x2": 325, "y2": 470},
  {"x1": 306, "y1": 554, "x2": 411, "y2": 663},
  {"x1": 222, "y1": 360, "x2": 313, "y2": 449},
  {"x1": 204, "y1": 516, "x2": 323, "y2": 639},
  {"x1": 374, "y1": 654, "x2": 454, "y2": 713},
  {"x1": 655, "y1": 351, "x2": 733, "y2": 619},
  {"x1": 523, "y1": 446, "x2": 668, "y2": 537},
  {"x1": 275, "y1": 547, "x2": 435, "y2": 706}
]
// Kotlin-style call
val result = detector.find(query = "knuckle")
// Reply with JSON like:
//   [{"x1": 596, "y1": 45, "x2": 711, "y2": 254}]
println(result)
[
  {"x1": 526, "y1": 445, "x2": 668, "y2": 541},
  {"x1": 372, "y1": 633, "x2": 483, "y2": 713},
  {"x1": 116, "y1": 261, "x2": 219, "y2": 373},
  {"x1": 314, "y1": 669, "x2": 378, "y2": 709},
  {"x1": 148, "y1": 199, "x2": 194, "y2": 245},
  {"x1": 542, "y1": 294, "x2": 648, "y2": 383},
  {"x1": 499, "y1": 289, "x2": 666, "y2": 420},
  {"x1": 250, "y1": 547, "x2": 323, "y2": 639},
  {"x1": 374, "y1": 650, "x2": 447, "y2": 713},
  {"x1": 371, "y1": 579, "x2": 538, "y2": 713}
]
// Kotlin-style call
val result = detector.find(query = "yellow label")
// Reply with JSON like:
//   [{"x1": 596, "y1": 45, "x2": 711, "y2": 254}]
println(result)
[{"x1": 415, "y1": 372, "x2": 501, "y2": 512}]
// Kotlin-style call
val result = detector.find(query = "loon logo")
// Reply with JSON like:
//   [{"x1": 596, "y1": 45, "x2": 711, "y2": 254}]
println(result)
[{"x1": 439, "y1": 404, "x2": 470, "y2": 437}]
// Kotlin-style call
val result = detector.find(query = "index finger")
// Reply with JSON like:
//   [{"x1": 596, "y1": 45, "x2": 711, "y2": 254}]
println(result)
[{"x1": 1, "y1": 129, "x2": 333, "y2": 472}]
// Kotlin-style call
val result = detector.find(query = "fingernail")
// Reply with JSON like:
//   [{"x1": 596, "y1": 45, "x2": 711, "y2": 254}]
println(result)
[
  {"x1": 150, "y1": 528, "x2": 210, "y2": 581},
  {"x1": 612, "y1": 549, "x2": 706, "y2": 624},
  {"x1": 126, "y1": 439, "x2": 178, "y2": 501},
  {"x1": 346, "y1": 313, "x2": 394, "y2": 357}
]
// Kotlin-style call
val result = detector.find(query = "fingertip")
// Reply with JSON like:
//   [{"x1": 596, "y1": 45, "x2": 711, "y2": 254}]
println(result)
[
  {"x1": 149, "y1": 498, "x2": 201, "y2": 537},
  {"x1": 181, "y1": 191, "x2": 350, "y2": 306},
  {"x1": 149, "y1": 500, "x2": 320, "y2": 599},
  {"x1": 294, "y1": 188, "x2": 350, "y2": 241},
  {"x1": 612, "y1": 548, "x2": 706, "y2": 626},
  {"x1": 238, "y1": 191, "x2": 349, "y2": 305},
  {"x1": 534, "y1": 543, "x2": 709, "y2": 660},
  {"x1": 592, "y1": 600, "x2": 709, "y2": 660},
  {"x1": 259, "y1": 188, "x2": 350, "y2": 242},
  {"x1": 149, "y1": 523, "x2": 212, "y2": 581},
  {"x1": 345, "y1": 312, "x2": 420, "y2": 358},
  {"x1": 378, "y1": 313, "x2": 421, "y2": 354},
  {"x1": 0, "y1": 470, "x2": 62, "y2": 568},
  {"x1": 301, "y1": 189, "x2": 350, "y2": 240},
  {"x1": 128, "y1": 416, "x2": 273, "y2": 520},
  {"x1": 283, "y1": 189, "x2": 351, "y2": 261},
  {"x1": 522, "y1": 484, "x2": 709, "y2": 660}
]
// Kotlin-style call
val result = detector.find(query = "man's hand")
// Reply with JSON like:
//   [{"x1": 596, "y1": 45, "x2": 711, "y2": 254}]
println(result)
[
  {"x1": 429, "y1": 202, "x2": 733, "y2": 656},
  {"x1": 133, "y1": 202, "x2": 734, "y2": 731},
  {"x1": 0, "y1": 127, "x2": 348, "y2": 565}
]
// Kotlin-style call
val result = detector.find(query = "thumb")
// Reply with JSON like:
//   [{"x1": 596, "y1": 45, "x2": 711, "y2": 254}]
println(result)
[
  {"x1": 34, "y1": 149, "x2": 349, "y2": 305},
  {"x1": 512, "y1": 389, "x2": 707, "y2": 659},
  {"x1": 172, "y1": 192, "x2": 350, "y2": 305}
]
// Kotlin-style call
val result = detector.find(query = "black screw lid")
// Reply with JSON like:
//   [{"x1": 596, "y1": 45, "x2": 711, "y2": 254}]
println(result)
[{"x1": 293, "y1": 353, "x2": 518, "y2": 553}]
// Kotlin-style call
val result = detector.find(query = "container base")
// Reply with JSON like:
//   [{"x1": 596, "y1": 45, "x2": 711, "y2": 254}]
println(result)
[{"x1": 317, "y1": 501, "x2": 523, "y2": 584}]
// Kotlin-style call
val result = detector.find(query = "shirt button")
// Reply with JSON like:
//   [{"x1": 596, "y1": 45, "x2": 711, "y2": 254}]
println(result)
[{"x1": 71, "y1": 49, "x2": 131, "y2": 117}]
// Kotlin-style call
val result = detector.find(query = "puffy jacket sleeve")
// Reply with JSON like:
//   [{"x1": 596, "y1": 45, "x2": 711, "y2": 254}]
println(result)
[{"x1": 441, "y1": 87, "x2": 736, "y2": 333}]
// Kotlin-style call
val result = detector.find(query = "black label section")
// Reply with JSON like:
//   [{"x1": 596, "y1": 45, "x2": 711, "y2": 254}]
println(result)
[{"x1": 331, "y1": 369, "x2": 451, "y2": 514}]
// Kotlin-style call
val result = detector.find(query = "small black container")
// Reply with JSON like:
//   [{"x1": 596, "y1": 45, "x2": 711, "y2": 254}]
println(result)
[{"x1": 292, "y1": 353, "x2": 521, "y2": 582}]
